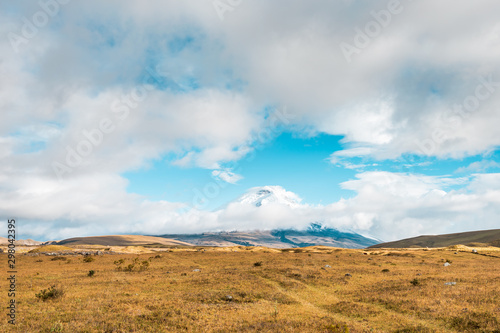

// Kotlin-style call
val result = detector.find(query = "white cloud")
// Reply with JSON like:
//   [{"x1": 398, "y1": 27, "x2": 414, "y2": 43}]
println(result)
[
  {"x1": 211, "y1": 169, "x2": 243, "y2": 184},
  {"x1": 2, "y1": 1, "x2": 500, "y2": 240},
  {"x1": 455, "y1": 160, "x2": 500, "y2": 174}
]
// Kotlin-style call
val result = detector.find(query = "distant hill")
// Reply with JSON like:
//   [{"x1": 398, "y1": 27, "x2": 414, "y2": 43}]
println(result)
[
  {"x1": 368, "y1": 229, "x2": 500, "y2": 249},
  {"x1": 159, "y1": 223, "x2": 380, "y2": 249},
  {"x1": 53, "y1": 235, "x2": 192, "y2": 247},
  {"x1": 0, "y1": 237, "x2": 42, "y2": 246}
]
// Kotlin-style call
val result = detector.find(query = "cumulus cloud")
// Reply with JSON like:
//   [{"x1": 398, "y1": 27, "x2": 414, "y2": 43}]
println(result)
[
  {"x1": 1, "y1": 1, "x2": 500, "y2": 240},
  {"x1": 211, "y1": 169, "x2": 243, "y2": 184}
]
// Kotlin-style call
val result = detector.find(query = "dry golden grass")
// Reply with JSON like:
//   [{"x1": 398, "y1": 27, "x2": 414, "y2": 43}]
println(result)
[
  {"x1": 27, "y1": 245, "x2": 74, "y2": 253},
  {"x1": 1, "y1": 246, "x2": 499, "y2": 332}
]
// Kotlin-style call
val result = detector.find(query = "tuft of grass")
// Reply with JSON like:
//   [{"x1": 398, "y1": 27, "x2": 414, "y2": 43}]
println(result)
[
  {"x1": 35, "y1": 285, "x2": 64, "y2": 301},
  {"x1": 253, "y1": 261, "x2": 263, "y2": 267},
  {"x1": 88, "y1": 270, "x2": 95, "y2": 277},
  {"x1": 449, "y1": 316, "x2": 481, "y2": 331},
  {"x1": 124, "y1": 264, "x2": 135, "y2": 272},
  {"x1": 410, "y1": 278, "x2": 420, "y2": 286},
  {"x1": 83, "y1": 256, "x2": 95, "y2": 263}
]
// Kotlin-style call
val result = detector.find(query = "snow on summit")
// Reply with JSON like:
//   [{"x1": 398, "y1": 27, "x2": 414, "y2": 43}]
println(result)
[{"x1": 235, "y1": 186, "x2": 304, "y2": 209}]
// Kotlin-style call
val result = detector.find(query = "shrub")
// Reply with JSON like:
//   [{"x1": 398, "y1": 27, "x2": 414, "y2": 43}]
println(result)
[
  {"x1": 410, "y1": 278, "x2": 420, "y2": 286},
  {"x1": 381, "y1": 269, "x2": 390, "y2": 273},
  {"x1": 83, "y1": 256, "x2": 95, "y2": 263},
  {"x1": 124, "y1": 264, "x2": 135, "y2": 272},
  {"x1": 325, "y1": 323, "x2": 350, "y2": 332},
  {"x1": 139, "y1": 261, "x2": 150, "y2": 271},
  {"x1": 88, "y1": 270, "x2": 95, "y2": 277},
  {"x1": 114, "y1": 259, "x2": 125, "y2": 265},
  {"x1": 253, "y1": 261, "x2": 263, "y2": 267},
  {"x1": 36, "y1": 285, "x2": 64, "y2": 301}
]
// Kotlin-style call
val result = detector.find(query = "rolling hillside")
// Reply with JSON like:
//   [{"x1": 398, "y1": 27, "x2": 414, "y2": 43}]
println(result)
[
  {"x1": 53, "y1": 235, "x2": 193, "y2": 247},
  {"x1": 368, "y1": 229, "x2": 500, "y2": 249}
]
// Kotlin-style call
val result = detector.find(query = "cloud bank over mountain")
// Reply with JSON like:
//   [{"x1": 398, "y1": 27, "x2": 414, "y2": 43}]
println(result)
[{"x1": 1, "y1": 1, "x2": 499, "y2": 241}]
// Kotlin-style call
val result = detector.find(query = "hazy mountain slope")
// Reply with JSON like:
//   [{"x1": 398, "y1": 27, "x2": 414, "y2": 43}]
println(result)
[
  {"x1": 161, "y1": 223, "x2": 380, "y2": 249},
  {"x1": 0, "y1": 237, "x2": 42, "y2": 246},
  {"x1": 368, "y1": 229, "x2": 500, "y2": 248}
]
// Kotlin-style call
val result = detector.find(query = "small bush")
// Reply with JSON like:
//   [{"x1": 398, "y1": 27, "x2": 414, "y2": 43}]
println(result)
[
  {"x1": 88, "y1": 270, "x2": 95, "y2": 277},
  {"x1": 139, "y1": 261, "x2": 150, "y2": 271},
  {"x1": 325, "y1": 323, "x2": 349, "y2": 332},
  {"x1": 410, "y1": 278, "x2": 420, "y2": 286},
  {"x1": 36, "y1": 285, "x2": 64, "y2": 301},
  {"x1": 253, "y1": 261, "x2": 263, "y2": 267},
  {"x1": 114, "y1": 259, "x2": 125, "y2": 265},
  {"x1": 381, "y1": 269, "x2": 390, "y2": 273},
  {"x1": 124, "y1": 264, "x2": 135, "y2": 272},
  {"x1": 83, "y1": 256, "x2": 95, "y2": 263}
]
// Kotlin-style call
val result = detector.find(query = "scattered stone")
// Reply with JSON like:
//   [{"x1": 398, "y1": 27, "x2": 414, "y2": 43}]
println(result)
[
  {"x1": 416, "y1": 273, "x2": 422, "y2": 276},
  {"x1": 325, "y1": 265, "x2": 331, "y2": 268},
  {"x1": 443, "y1": 262, "x2": 451, "y2": 267},
  {"x1": 345, "y1": 273, "x2": 352, "y2": 277},
  {"x1": 225, "y1": 295, "x2": 233, "y2": 301},
  {"x1": 472, "y1": 249, "x2": 478, "y2": 254},
  {"x1": 454, "y1": 252, "x2": 458, "y2": 254},
  {"x1": 368, "y1": 258, "x2": 373, "y2": 260},
  {"x1": 96, "y1": 251, "x2": 103, "y2": 256},
  {"x1": 193, "y1": 269, "x2": 201, "y2": 272},
  {"x1": 444, "y1": 282, "x2": 456, "y2": 286}
]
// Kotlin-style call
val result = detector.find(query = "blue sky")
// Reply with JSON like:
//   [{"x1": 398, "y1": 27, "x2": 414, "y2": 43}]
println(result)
[
  {"x1": 124, "y1": 132, "x2": 354, "y2": 210},
  {"x1": 1, "y1": 1, "x2": 500, "y2": 241},
  {"x1": 124, "y1": 131, "x2": 500, "y2": 211}
]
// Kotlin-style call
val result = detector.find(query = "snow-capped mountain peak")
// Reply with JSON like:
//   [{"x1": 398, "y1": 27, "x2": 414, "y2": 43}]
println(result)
[{"x1": 236, "y1": 186, "x2": 303, "y2": 208}]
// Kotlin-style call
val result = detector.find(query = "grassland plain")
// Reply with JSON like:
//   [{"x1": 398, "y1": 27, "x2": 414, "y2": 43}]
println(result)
[{"x1": 1, "y1": 246, "x2": 500, "y2": 332}]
